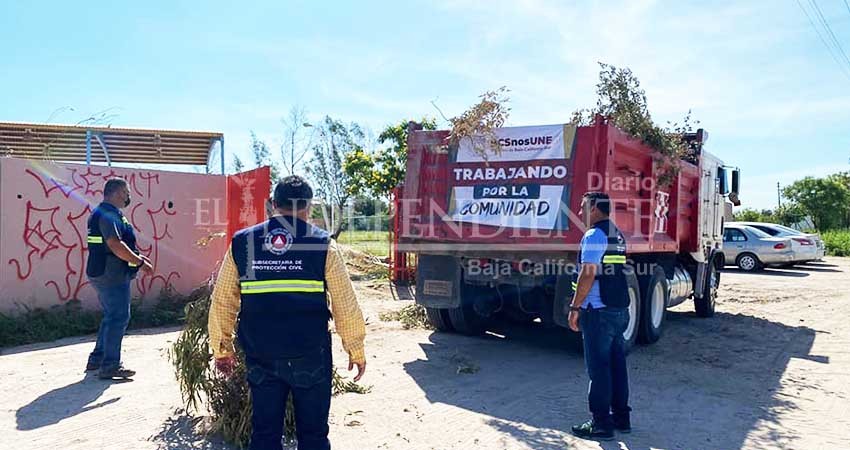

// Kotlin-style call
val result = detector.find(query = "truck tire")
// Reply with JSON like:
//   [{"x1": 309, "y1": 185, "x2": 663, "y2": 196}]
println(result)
[
  {"x1": 736, "y1": 253, "x2": 762, "y2": 272},
  {"x1": 623, "y1": 271, "x2": 641, "y2": 352},
  {"x1": 695, "y1": 259, "x2": 720, "y2": 317},
  {"x1": 447, "y1": 303, "x2": 487, "y2": 335},
  {"x1": 638, "y1": 266, "x2": 668, "y2": 345},
  {"x1": 424, "y1": 307, "x2": 454, "y2": 332}
]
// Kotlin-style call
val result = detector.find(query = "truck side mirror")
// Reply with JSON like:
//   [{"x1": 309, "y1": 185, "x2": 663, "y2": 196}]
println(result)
[
  {"x1": 729, "y1": 169, "x2": 741, "y2": 206},
  {"x1": 731, "y1": 169, "x2": 740, "y2": 195},
  {"x1": 718, "y1": 168, "x2": 728, "y2": 195}
]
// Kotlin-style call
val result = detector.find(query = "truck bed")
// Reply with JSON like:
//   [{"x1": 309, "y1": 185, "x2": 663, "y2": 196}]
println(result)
[{"x1": 399, "y1": 120, "x2": 702, "y2": 255}]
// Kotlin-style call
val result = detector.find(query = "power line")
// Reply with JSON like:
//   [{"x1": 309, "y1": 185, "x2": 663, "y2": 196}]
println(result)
[
  {"x1": 808, "y1": 0, "x2": 850, "y2": 70},
  {"x1": 844, "y1": 0, "x2": 850, "y2": 17},
  {"x1": 795, "y1": 0, "x2": 850, "y2": 81}
]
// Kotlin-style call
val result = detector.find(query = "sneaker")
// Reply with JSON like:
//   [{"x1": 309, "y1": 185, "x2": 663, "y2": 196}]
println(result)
[
  {"x1": 571, "y1": 419, "x2": 614, "y2": 441},
  {"x1": 98, "y1": 364, "x2": 136, "y2": 380},
  {"x1": 613, "y1": 417, "x2": 631, "y2": 434}
]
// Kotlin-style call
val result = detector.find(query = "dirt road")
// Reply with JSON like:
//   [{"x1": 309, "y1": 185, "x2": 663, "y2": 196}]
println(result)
[{"x1": 2, "y1": 258, "x2": 849, "y2": 450}]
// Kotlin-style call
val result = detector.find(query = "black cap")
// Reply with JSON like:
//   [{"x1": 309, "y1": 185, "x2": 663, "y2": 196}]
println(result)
[{"x1": 273, "y1": 175, "x2": 313, "y2": 210}]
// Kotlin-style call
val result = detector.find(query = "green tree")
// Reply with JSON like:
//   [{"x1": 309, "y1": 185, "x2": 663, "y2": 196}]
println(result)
[
  {"x1": 733, "y1": 208, "x2": 767, "y2": 222},
  {"x1": 352, "y1": 195, "x2": 387, "y2": 217},
  {"x1": 343, "y1": 118, "x2": 437, "y2": 200},
  {"x1": 832, "y1": 171, "x2": 850, "y2": 190},
  {"x1": 829, "y1": 172, "x2": 850, "y2": 227},
  {"x1": 572, "y1": 63, "x2": 698, "y2": 186},
  {"x1": 782, "y1": 176, "x2": 850, "y2": 230},
  {"x1": 343, "y1": 147, "x2": 376, "y2": 200},
  {"x1": 231, "y1": 154, "x2": 244, "y2": 173},
  {"x1": 773, "y1": 203, "x2": 806, "y2": 227},
  {"x1": 306, "y1": 116, "x2": 365, "y2": 238},
  {"x1": 250, "y1": 131, "x2": 281, "y2": 181}
]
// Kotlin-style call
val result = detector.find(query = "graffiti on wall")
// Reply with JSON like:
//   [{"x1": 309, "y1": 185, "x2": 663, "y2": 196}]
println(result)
[{"x1": 7, "y1": 164, "x2": 181, "y2": 301}]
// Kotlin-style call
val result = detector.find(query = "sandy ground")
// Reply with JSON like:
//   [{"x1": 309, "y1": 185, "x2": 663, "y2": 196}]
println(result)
[{"x1": 2, "y1": 258, "x2": 850, "y2": 450}]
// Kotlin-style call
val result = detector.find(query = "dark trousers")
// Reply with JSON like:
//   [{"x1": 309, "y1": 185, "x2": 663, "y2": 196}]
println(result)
[
  {"x1": 246, "y1": 345, "x2": 333, "y2": 450},
  {"x1": 579, "y1": 306, "x2": 631, "y2": 428},
  {"x1": 87, "y1": 278, "x2": 132, "y2": 372}
]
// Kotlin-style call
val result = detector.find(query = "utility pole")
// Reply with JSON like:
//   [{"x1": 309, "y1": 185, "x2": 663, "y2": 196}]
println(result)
[{"x1": 777, "y1": 182, "x2": 781, "y2": 208}]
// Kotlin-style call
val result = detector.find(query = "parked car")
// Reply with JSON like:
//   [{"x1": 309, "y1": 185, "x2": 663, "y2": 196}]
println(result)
[
  {"x1": 731, "y1": 221, "x2": 825, "y2": 263},
  {"x1": 723, "y1": 224, "x2": 795, "y2": 271}
]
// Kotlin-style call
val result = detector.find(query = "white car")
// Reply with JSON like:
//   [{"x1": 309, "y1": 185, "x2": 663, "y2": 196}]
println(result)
[
  {"x1": 723, "y1": 225, "x2": 796, "y2": 271},
  {"x1": 730, "y1": 222, "x2": 825, "y2": 264}
]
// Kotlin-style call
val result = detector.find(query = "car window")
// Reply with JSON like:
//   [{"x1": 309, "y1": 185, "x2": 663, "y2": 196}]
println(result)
[
  {"x1": 752, "y1": 225, "x2": 779, "y2": 236},
  {"x1": 724, "y1": 229, "x2": 747, "y2": 242},
  {"x1": 745, "y1": 226, "x2": 772, "y2": 238},
  {"x1": 775, "y1": 224, "x2": 802, "y2": 235}
]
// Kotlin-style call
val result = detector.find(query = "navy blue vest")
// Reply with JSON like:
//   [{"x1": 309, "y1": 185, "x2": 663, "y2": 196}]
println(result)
[
  {"x1": 232, "y1": 216, "x2": 331, "y2": 359},
  {"x1": 576, "y1": 219, "x2": 630, "y2": 308},
  {"x1": 86, "y1": 202, "x2": 139, "y2": 278}
]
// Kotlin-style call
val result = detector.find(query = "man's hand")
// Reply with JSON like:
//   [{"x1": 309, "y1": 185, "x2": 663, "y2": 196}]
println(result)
[
  {"x1": 568, "y1": 309, "x2": 580, "y2": 332},
  {"x1": 139, "y1": 254, "x2": 154, "y2": 274},
  {"x1": 348, "y1": 358, "x2": 366, "y2": 382},
  {"x1": 215, "y1": 355, "x2": 236, "y2": 377}
]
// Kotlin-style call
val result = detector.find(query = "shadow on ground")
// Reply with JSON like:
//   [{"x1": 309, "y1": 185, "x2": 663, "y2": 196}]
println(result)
[
  {"x1": 404, "y1": 309, "x2": 820, "y2": 450},
  {"x1": 149, "y1": 410, "x2": 235, "y2": 450},
  {"x1": 722, "y1": 268, "x2": 810, "y2": 277},
  {"x1": 15, "y1": 372, "x2": 130, "y2": 430}
]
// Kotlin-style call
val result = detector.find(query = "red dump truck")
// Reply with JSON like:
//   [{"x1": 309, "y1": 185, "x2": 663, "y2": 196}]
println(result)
[{"x1": 397, "y1": 117, "x2": 740, "y2": 348}]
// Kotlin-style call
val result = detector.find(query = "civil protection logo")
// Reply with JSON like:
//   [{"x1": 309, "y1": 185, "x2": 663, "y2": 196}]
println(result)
[{"x1": 263, "y1": 228, "x2": 294, "y2": 255}]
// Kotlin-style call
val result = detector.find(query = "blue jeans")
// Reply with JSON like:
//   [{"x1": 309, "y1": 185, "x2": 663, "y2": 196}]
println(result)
[
  {"x1": 579, "y1": 306, "x2": 631, "y2": 428},
  {"x1": 246, "y1": 344, "x2": 333, "y2": 450},
  {"x1": 87, "y1": 278, "x2": 131, "y2": 372}
]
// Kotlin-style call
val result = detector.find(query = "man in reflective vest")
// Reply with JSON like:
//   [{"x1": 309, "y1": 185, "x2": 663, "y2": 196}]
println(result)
[
  {"x1": 568, "y1": 191, "x2": 632, "y2": 441},
  {"x1": 209, "y1": 175, "x2": 366, "y2": 450},
  {"x1": 86, "y1": 178, "x2": 154, "y2": 380}
]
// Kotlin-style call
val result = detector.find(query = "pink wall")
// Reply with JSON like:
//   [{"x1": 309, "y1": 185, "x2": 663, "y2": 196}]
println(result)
[{"x1": 0, "y1": 158, "x2": 229, "y2": 312}]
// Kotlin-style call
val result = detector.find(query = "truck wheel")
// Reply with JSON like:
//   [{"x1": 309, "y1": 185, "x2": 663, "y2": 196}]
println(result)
[
  {"x1": 638, "y1": 266, "x2": 668, "y2": 344},
  {"x1": 424, "y1": 307, "x2": 454, "y2": 332},
  {"x1": 736, "y1": 253, "x2": 762, "y2": 272},
  {"x1": 695, "y1": 259, "x2": 719, "y2": 317},
  {"x1": 623, "y1": 271, "x2": 640, "y2": 352},
  {"x1": 447, "y1": 303, "x2": 487, "y2": 335}
]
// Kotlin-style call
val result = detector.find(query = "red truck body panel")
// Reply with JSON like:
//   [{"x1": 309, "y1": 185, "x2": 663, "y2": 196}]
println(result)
[{"x1": 400, "y1": 121, "x2": 702, "y2": 254}]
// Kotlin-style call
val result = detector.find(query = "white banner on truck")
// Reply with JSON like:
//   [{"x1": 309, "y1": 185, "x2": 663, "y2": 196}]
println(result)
[
  {"x1": 455, "y1": 124, "x2": 576, "y2": 163},
  {"x1": 448, "y1": 185, "x2": 566, "y2": 230}
]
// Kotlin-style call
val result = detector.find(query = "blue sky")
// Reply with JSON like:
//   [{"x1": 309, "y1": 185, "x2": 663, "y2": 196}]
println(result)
[{"x1": 2, "y1": 0, "x2": 849, "y2": 210}]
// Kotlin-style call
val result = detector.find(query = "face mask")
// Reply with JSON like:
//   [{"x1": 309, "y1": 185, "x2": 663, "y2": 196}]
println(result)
[{"x1": 124, "y1": 194, "x2": 131, "y2": 207}]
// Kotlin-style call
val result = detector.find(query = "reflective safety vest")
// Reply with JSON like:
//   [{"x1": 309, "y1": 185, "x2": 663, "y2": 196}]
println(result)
[
  {"x1": 86, "y1": 202, "x2": 139, "y2": 278},
  {"x1": 232, "y1": 216, "x2": 331, "y2": 359},
  {"x1": 574, "y1": 219, "x2": 630, "y2": 308}
]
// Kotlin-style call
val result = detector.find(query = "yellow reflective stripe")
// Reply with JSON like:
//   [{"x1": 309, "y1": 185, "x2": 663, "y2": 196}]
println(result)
[
  {"x1": 571, "y1": 282, "x2": 578, "y2": 290},
  {"x1": 241, "y1": 287, "x2": 325, "y2": 294},
  {"x1": 241, "y1": 284, "x2": 324, "y2": 291},
  {"x1": 240, "y1": 279, "x2": 325, "y2": 294},
  {"x1": 602, "y1": 255, "x2": 627, "y2": 264},
  {"x1": 87, "y1": 236, "x2": 103, "y2": 244},
  {"x1": 240, "y1": 279, "x2": 323, "y2": 287},
  {"x1": 128, "y1": 261, "x2": 139, "y2": 267}
]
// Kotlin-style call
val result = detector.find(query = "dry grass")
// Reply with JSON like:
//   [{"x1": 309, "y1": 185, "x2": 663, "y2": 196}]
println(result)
[
  {"x1": 444, "y1": 86, "x2": 511, "y2": 161},
  {"x1": 169, "y1": 282, "x2": 369, "y2": 448},
  {"x1": 379, "y1": 303, "x2": 433, "y2": 330},
  {"x1": 339, "y1": 244, "x2": 390, "y2": 281}
]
